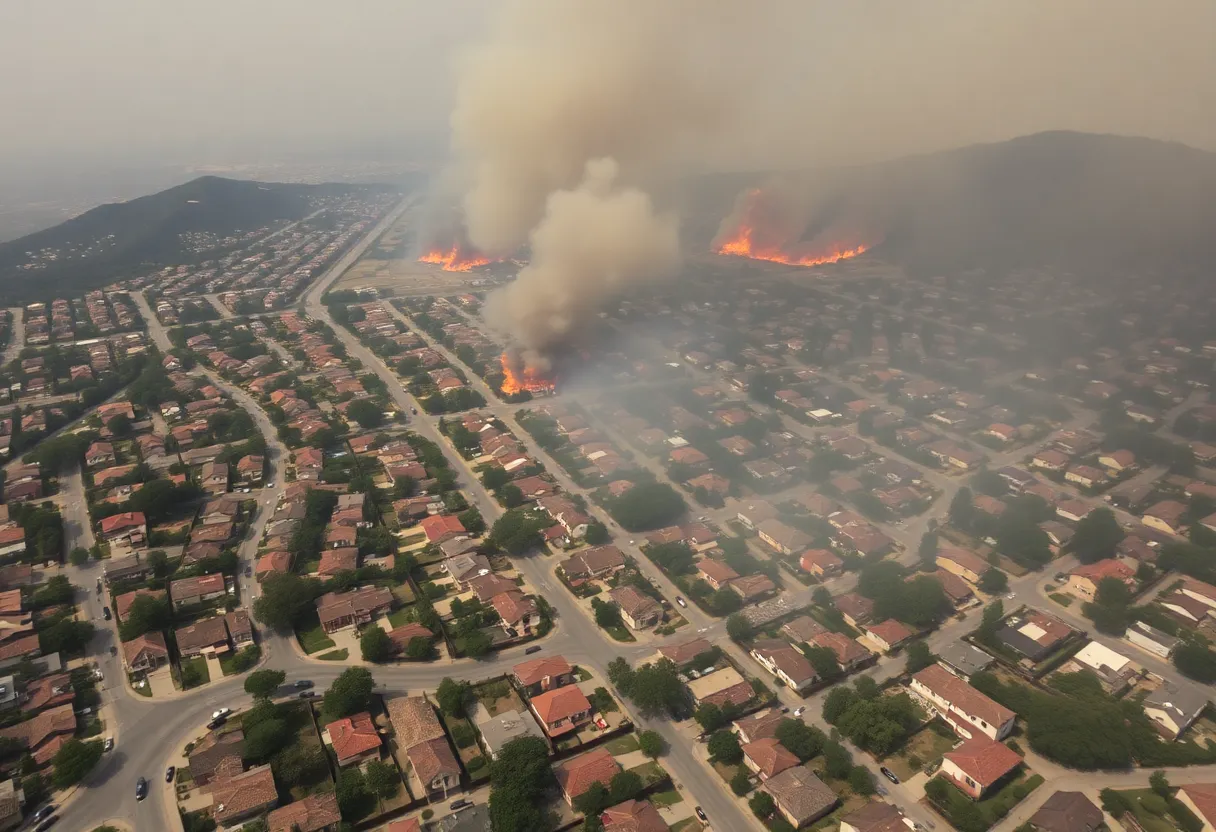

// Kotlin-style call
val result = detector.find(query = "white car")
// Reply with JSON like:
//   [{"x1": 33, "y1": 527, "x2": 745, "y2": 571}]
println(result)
[
  {"x1": 104, "y1": 737, "x2": 114, "y2": 752},
  {"x1": 212, "y1": 708, "x2": 231, "y2": 720},
  {"x1": 793, "y1": 706, "x2": 805, "y2": 717}
]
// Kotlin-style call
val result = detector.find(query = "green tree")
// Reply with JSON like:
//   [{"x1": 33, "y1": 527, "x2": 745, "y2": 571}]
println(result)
[
  {"x1": 748, "y1": 790, "x2": 776, "y2": 819},
  {"x1": 978, "y1": 599, "x2": 1005, "y2": 637},
  {"x1": 726, "y1": 614, "x2": 752, "y2": 642},
  {"x1": 322, "y1": 667, "x2": 376, "y2": 721},
  {"x1": 1174, "y1": 643, "x2": 1216, "y2": 683},
  {"x1": 917, "y1": 531, "x2": 938, "y2": 571},
  {"x1": 252, "y1": 572, "x2": 323, "y2": 632},
  {"x1": 458, "y1": 507, "x2": 486, "y2": 534},
  {"x1": 359, "y1": 626, "x2": 394, "y2": 663},
  {"x1": 637, "y1": 730, "x2": 664, "y2": 758},
  {"x1": 621, "y1": 659, "x2": 688, "y2": 718},
  {"x1": 730, "y1": 769, "x2": 752, "y2": 795},
  {"x1": 905, "y1": 640, "x2": 936, "y2": 673},
  {"x1": 592, "y1": 597, "x2": 623, "y2": 630},
  {"x1": 436, "y1": 678, "x2": 471, "y2": 717},
  {"x1": 119, "y1": 594, "x2": 172, "y2": 641},
  {"x1": 51, "y1": 738, "x2": 103, "y2": 789},
  {"x1": 489, "y1": 736, "x2": 554, "y2": 832},
  {"x1": 694, "y1": 703, "x2": 726, "y2": 734},
  {"x1": 707, "y1": 730, "x2": 743, "y2": 764},
  {"x1": 244, "y1": 669, "x2": 286, "y2": 699},
  {"x1": 949, "y1": 487, "x2": 974, "y2": 529},
  {"x1": 1070, "y1": 508, "x2": 1125, "y2": 564},
  {"x1": 38, "y1": 619, "x2": 94, "y2": 655},
  {"x1": 1100, "y1": 788, "x2": 1130, "y2": 818},
  {"x1": 607, "y1": 482, "x2": 687, "y2": 531},
  {"x1": 244, "y1": 717, "x2": 290, "y2": 760},
  {"x1": 271, "y1": 744, "x2": 328, "y2": 788},
  {"x1": 335, "y1": 766, "x2": 375, "y2": 820},
  {"x1": 69, "y1": 546, "x2": 90, "y2": 566},
  {"x1": 1149, "y1": 769, "x2": 1171, "y2": 798},
  {"x1": 802, "y1": 644, "x2": 842, "y2": 682},
  {"x1": 585, "y1": 522, "x2": 609, "y2": 544},
  {"x1": 849, "y1": 765, "x2": 876, "y2": 796},
  {"x1": 365, "y1": 759, "x2": 401, "y2": 799},
  {"x1": 978, "y1": 568, "x2": 1009, "y2": 593},
  {"x1": 346, "y1": 398, "x2": 385, "y2": 429},
  {"x1": 775, "y1": 719, "x2": 825, "y2": 762}
]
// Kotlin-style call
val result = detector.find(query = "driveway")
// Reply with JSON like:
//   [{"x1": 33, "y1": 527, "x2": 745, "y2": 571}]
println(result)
[
  {"x1": 204, "y1": 654, "x2": 224, "y2": 682},
  {"x1": 148, "y1": 667, "x2": 175, "y2": 698}
]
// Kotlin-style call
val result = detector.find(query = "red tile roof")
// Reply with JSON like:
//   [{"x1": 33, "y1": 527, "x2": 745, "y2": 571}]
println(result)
[
  {"x1": 944, "y1": 736, "x2": 1022, "y2": 787},
  {"x1": 326, "y1": 711, "x2": 382, "y2": 764},
  {"x1": 530, "y1": 685, "x2": 591, "y2": 733},
  {"x1": 556, "y1": 747, "x2": 621, "y2": 801}
]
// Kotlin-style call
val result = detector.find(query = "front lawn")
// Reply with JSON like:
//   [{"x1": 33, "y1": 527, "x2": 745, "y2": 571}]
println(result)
[
  {"x1": 1048, "y1": 592, "x2": 1074, "y2": 607},
  {"x1": 628, "y1": 760, "x2": 670, "y2": 789},
  {"x1": 603, "y1": 623, "x2": 636, "y2": 642},
  {"x1": 180, "y1": 656, "x2": 210, "y2": 689},
  {"x1": 318, "y1": 649, "x2": 349, "y2": 661},
  {"x1": 649, "y1": 787, "x2": 683, "y2": 807},
  {"x1": 296, "y1": 611, "x2": 336, "y2": 654},
  {"x1": 883, "y1": 721, "x2": 958, "y2": 781},
  {"x1": 927, "y1": 770, "x2": 1044, "y2": 831}
]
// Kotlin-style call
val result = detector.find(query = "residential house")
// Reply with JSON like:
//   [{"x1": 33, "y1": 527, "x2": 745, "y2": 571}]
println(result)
[
  {"x1": 936, "y1": 642, "x2": 994, "y2": 681},
  {"x1": 742, "y1": 737, "x2": 800, "y2": 780},
  {"x1": 809, "y1": 631, "x2": 871, "y2": 670},
  {"x1": 1025, "y1": 791, "x2": 1105, "y2": 832},
  {"x1": 840, "y1": 801, "x2": 910, "y2": 832},
  {"x1": 489, "y1": 590, "x2": 539, "y2": 635},
  {"x1": 211, "y1": 764, "x2": 279, "y2": 827},
  {"x1": 865, "y1": 620, "x2": 914, "y2": 653},
  {"x1": 656, "y1": 637, "x2": 712, "y2": 668},
  {"x1": 833, "y1": 593, "x2": 874, "y2": 628},
  {"x1": 1126, "y1": 621, "x2": 1179, "y2": 659},
  {"x1": 0, "y1": 703, "x2": 76, "y2": 766},
  {"x1": 936, "y1": 546, "x2": 988, "y2": 584},
  {"x1": 187, "y1": 728, "x2": 244, "y2": 787},
  {"x1": 757, "y1": 519, "x2": 811, "y2": 555},
  {"x1": 266, "y1": 791, "x2": 341, "y2": 832},
  {"x1": 315, "y1": 586, "x2": 393, "y2": 633},
  {"x1": 1066, "y1": 558, "x2": 1136, "y2": 603},
  {"x1": 799, "y1": 549, "x2": 843, "y2": 579},
  {"x1": 731, "y1": 574, "x2": 777, "y2": 603},
  {"x1": 780, "y1": 616, "x2": 827, "y2": 645},
  {"x1": 697, "y1": 559, "x2": 739, "y2": 591},
  {"x1": 175, "y1": 616, "x2": 232, "y2": 658},
  {"x1": 99, "y1": 511, "x2": 147, "y2": 546},
  {"x1": 386, "y1": 697, "x2": 461, "y2": 797},
  {"x1": 910, "y1": 665, "x2": 1016, "y2": 741},
  {"x1": 996, "y1": 610, "x2": 1077, "y2": 662},
  {"x1": 600, "y1": 799, "x2": 667, "y2": 832},
  {"x1": 608, "y1": 586, "x2": 662, "y2": 630},
  {"x1": 84, "y1": 441, "x2": 115, "y2": 468},
  {"x1": 478, "y1": 709, "x2": 546, "y2": 760},
  {"x1": 559, "y1": 545, "x2": 626, "y2": 583},
  {"x1": 1174, "y1": 784, "x2": 1216, "y2": 832},
  {"x1": 760, "y1": 765, "x2": 838, "y2": 828},
  {"x1": 420, "y1": 514, "x2": 468, "y2": 544},
  {"x1": 939, "y1": 737, "x2": 1022, "y2": 799},
  {"x1": 687, "y1": 667, "x2": 753, "y2": 709},
  {"x1": 751, "y1": 639, "x2": 817, "y2": 693},
  {"x1": 556, "y1": 748, "x2": 620, "y2": 805},
  {"x1": 1143, "y1": 500, "x2": 1188, "y2": 536},
  {"x1": 513, "y1": 655, "x2": 574, "y2": 696},
  {"x1": 324, "y1": 712, "x2": 382, "y2": 767},
  {"x1": 169, "y1": 573, "x2": 227, "y2": 608},
  {"x1": 200, "y1": 461, "x2": 229, "y2": 495},
  {"x1": 443, "y1": 553, "x2": 493, "y2": 589},
  {"x1": 733, "y1": 709, "x2": 787, "y2": 744},
  {"x1": 122, "y1": 631, "x2": 169, "y2": 673},
  {"x1": 1143, "y1": 683, "x2": 1210, "y2": 739},
  {"x1": 529, "y1": 685, "x2": 593, "y2": 738},
  {"x1": 1064, "y1": 465, "x2": 1108, "y2": 489}
]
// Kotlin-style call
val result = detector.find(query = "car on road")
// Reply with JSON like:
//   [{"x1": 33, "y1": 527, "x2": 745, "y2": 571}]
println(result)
[
  {"x1": 450, "y1": 799, "x2": 471, "y2": 811},
  {"x1": 524, "y1": 645, "x2": 542, "y2": 655},
  {"x1": 294, "y1": 680, "x2": 314, "y2": 689},
  {"x1": 32, "y1": 805, "x2": 55, "y2": 822},
  {"x1": 880, "y1": 766, "x2": 899, "y2": 784},
  {"x1": 135, "y1": 777, "x2": 148, "y2": 800},
  {"x1": 245, "y1": 566, "x2": 252, "y2": 578},
  {"x1": 166, "y1": 766, "x2": 176, "y2": 782},
  {"x1": 299, "y1": 691, "x2": 316, "y2": 699},
  {"x1": 212, "y1": 708, "x2": 231, "y2": 720},
  {"x1": 695, "y1": 807, "x2": 708, "y2": 823},
  {"x1": 34, "y1": 817, "x2": 58, "y2": 832},
  {"x1": 110, "y1": 646, "x2": 118, "y2": 656},
  {"x1": 206, "y1": 716, "x2": 226, "y2": 730},
  {"x1": 675, "y1": 596, "x2": 687, "y2": 608},
  {"x1": 103, "y1": 737, "x2": 114, "y2": 752},
  {"x1": 102, "y1": 607, "x2": 111, "y2": 621}
]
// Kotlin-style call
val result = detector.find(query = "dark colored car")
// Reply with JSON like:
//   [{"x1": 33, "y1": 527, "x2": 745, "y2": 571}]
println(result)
[
  {"x1": 299, "y1": 690, "x2": 315, "y2": 699},
  {"x1": 294, "y1": 680, "x2": 314, "y2": 689},
  {"x1": 135, "y1": 777, "x2": 148, "y2": 800},
  {"x1": 35, "y1": 817, "x2": 58, "y2": 832},
  {"x1": 206, "y1": 716, "x2": 226, "y2": 730},
  {"x1": 245, "y1": 566, "x2": 252, "y2": 578},
  {"x1": 166, "y1": 766, "x2": 176, "y2": 782},
  {"x1": 32, "y1": 805, "x2": 56, "y2": 822},
  {"x1": 880, "y1": 766, "x2": 899, "y2": 784},
  {"x1": 102, "y1": 607, "x2": 112, "y2": 621},
  {"x1": 450, "y1": 799, "x2": 471, "y2": 810},
  {"x1": 524, "y1": 645, "x2": 542, "y2": 655}
]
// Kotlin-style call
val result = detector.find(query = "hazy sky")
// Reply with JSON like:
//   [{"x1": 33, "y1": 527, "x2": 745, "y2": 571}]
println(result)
[{"x1": 2, "y1": 0, "x2": 1215, "y2": 172}]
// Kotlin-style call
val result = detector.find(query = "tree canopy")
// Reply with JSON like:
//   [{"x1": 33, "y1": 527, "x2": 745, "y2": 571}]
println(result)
[
  {"x1": 1070, "y1": 508, "x2": 1125, "y2": 564},
  {"x1": 244, "y1": 669, "x2": 286, "y2": 699},
  {"x1": 607, "y1": 482, "x2": 687, "y2": 532},
  {"x1": 322, "y1": 667, "x2": 376, "y2": 722},
  {"x1": 489, "y1": 737, "x2": 554, "y2": 832}
]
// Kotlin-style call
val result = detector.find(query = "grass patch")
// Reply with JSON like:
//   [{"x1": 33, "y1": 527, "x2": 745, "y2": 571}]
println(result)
[
  {"x1": 296, "y1": 611, "x2": 336, "y2": 654},
  {"x1": 603, "y1": 624, "x2": 636, "y2": 643},
  {"x1": 318, "y1": 649, "x2": 349, "y2": 661},
  {"x1": 883, "y1": 722, "x2": 957, "y2": 781},
  {"x1": 669, "y1": 820, "x2": 701, "y2": 832},
  {"x1": 649, "y1": 788, "x2": 683, "y2": 807},
  {"x1": 180, "y1": 656, "x2": 210, "y2": 689},
  {"x1": 604, "y1": 734, "x2": 641, "y2": 755},
  {"x1": 1118, "y1": 789, "x2": 1187, "y2": 832},
  {"x1": 130, "y1": 675, "x2": 152, "y2": 696},
  {"x1": 1048, "y1": 592, "x2": 1074, "y2": 607},
  {"x1": 628, "y1": 760, "x2": 669, "y2": 788},
  {"x1": 387, "y1": 607, "x2": 412, "y2": 628}
]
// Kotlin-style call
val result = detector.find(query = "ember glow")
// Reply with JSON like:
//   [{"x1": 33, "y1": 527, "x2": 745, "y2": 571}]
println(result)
[
  {"x1": 499, "y1": 353, "x2": 556, "y2": 396},
  {"x1": 418, "y1": 243, "x2": 492, "y2": 272},
  {"x1": 714, "y1": 188, "x2": 874, "y2": 267}
]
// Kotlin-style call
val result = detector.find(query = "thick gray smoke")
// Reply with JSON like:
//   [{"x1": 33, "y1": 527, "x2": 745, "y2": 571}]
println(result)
[
  {"x1": 482, "y1": 158, "x2": 679, "y2": 371},
  {"x1": 448, "y1": 0, "x2": 1216, "y2": 360}
]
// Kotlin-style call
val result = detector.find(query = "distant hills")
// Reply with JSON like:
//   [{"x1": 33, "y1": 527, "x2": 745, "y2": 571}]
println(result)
[
  {"x1": 690, "y1": 131, "x2": 1216, "y2": 278},
  {"x1": 0, "y1": 176, "x2": 402, "y2": 303}
]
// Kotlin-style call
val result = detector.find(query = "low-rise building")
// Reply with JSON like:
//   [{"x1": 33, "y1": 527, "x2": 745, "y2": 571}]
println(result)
[
  {"x1": 1026, "y1": 791, "x2": 1105, "y2": 832},
  {"x1": 910, "y1": 665, "x2": 1016, "y2": 741},
  {"x1": 529, "y1": 685, "x2": 593, "y2": 738},
  {"x1": 940, "y1": 736, "x2": 1022, "y2": 799},
  {"x1": 169, "y1": 572, "x2": 226, "y2": 608},
  {"x1": 751, "y1": 639, "x2": 817, "y2": 693},
  {"x1": 315, "y1": 586, "x2": 393, "y2": 633},
  {"x1": 608, "y1": 586, "x2": 662, "y2": 630},
  {"x1": 760, "y1": 765, "x2": 838, "y2": 828},
  {"x1": 1066, "y1": 558, "x2": 1135, "y2": 603},
  {"x1": 556, "y1": 747, "x2": 620, "y2": 805},
  {"x1": 1143, "y1": 682, "x2": 1210, "y2": 739},
  {"x1": 212, "y1": 763, "x2": 279, "y2": 827},
  {"x1": 266, "y1": 791, "x2": 341, "y2": 832},
  {"x1": 477, "y1": 709, "x2": 545, "y2": 759}
]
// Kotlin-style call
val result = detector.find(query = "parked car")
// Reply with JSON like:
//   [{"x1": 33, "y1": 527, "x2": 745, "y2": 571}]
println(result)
[
  {"x1": 880, "y1": 766, "x2": 899, "y2": 784},
  {"x1": 102, "y1": 607, "x2": 112, "y2": 621},
  {"x1": 212, "y1": 708, "x2": 230, "y2": 720},
  {"x1": 294, "y1": 680, "x2": 314, "y2": 689},
  {"x1": 32, "y1": 805, "x2": 55, "y2": 822},
  {"x1": 135, "y1": 778, "x2": 148, "y2": 801},
  {"x1": 245, "y1": 566, "x2": 252, "y2": 578},
  {"x1": 695, "y1": 807, "x2": 708, "y2": 823},
  {"x1": 35, "y1": 817, "x2": 58, "y2": 832},
  {"x1": 206, "y1": 716, "x2": 226, "y2": 730},
  {"x1": 675, "y1": 596, "x2": 687, "y2": 608},
  {"x1": 793, "y1": 706, "x2": 805, "y2": 717},
  {"x1": 449, "y1": 799, "x2": 471, "y2": 811},
  {"x1": 524, "y1": 645, "x2": 542, "y2": 655},
  {"x1": 165, "y1": 766, "x2": 176, "y2": 782},
  {"x1": 299, "y1": 691, "x2": 315, "y2": 699},
  {"x1": 103, "y1": 737, "x2": 114, "y2": 752}
]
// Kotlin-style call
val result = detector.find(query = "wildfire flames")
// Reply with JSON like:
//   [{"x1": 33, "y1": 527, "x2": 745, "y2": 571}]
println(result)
[
  {"x1": 499, "y1": 353, "x2": 556, "y2": 396},
  {"x1": 714, "y1": 188, "x2": 874, "y2": 267},
  {"x1": 418, "y1": 243, "x2": 492, "y2": 272}
]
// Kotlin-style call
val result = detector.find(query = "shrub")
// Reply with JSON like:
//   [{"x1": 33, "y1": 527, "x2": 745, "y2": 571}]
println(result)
[{"x1": 1140, "y1": 794, "x2": 1169, "y2": 816}]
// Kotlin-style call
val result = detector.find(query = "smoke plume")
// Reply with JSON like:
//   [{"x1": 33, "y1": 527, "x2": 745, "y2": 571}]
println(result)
[{"x1": 482, "y1": 158, "x2": 679, "y2": 370}]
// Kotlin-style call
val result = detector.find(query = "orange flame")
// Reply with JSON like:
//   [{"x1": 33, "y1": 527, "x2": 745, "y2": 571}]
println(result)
[
  {"x1": 714, "y1": 188, "x2": 873, "y2": 267},
  {"x1": 418, "y1": 243, "x2": 492, "y2": 272},
  {"x1": 499, "y1": 353, "x2": 556, "y2": 396}
]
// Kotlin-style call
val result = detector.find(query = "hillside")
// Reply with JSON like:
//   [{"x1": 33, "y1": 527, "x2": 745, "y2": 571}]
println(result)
[
  {"x1": 691, "y1": 131, "x2": 1216, "y2": 278},
  {"x1": 0, "y1": 176, "x2": 401, "y2": 301}
]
